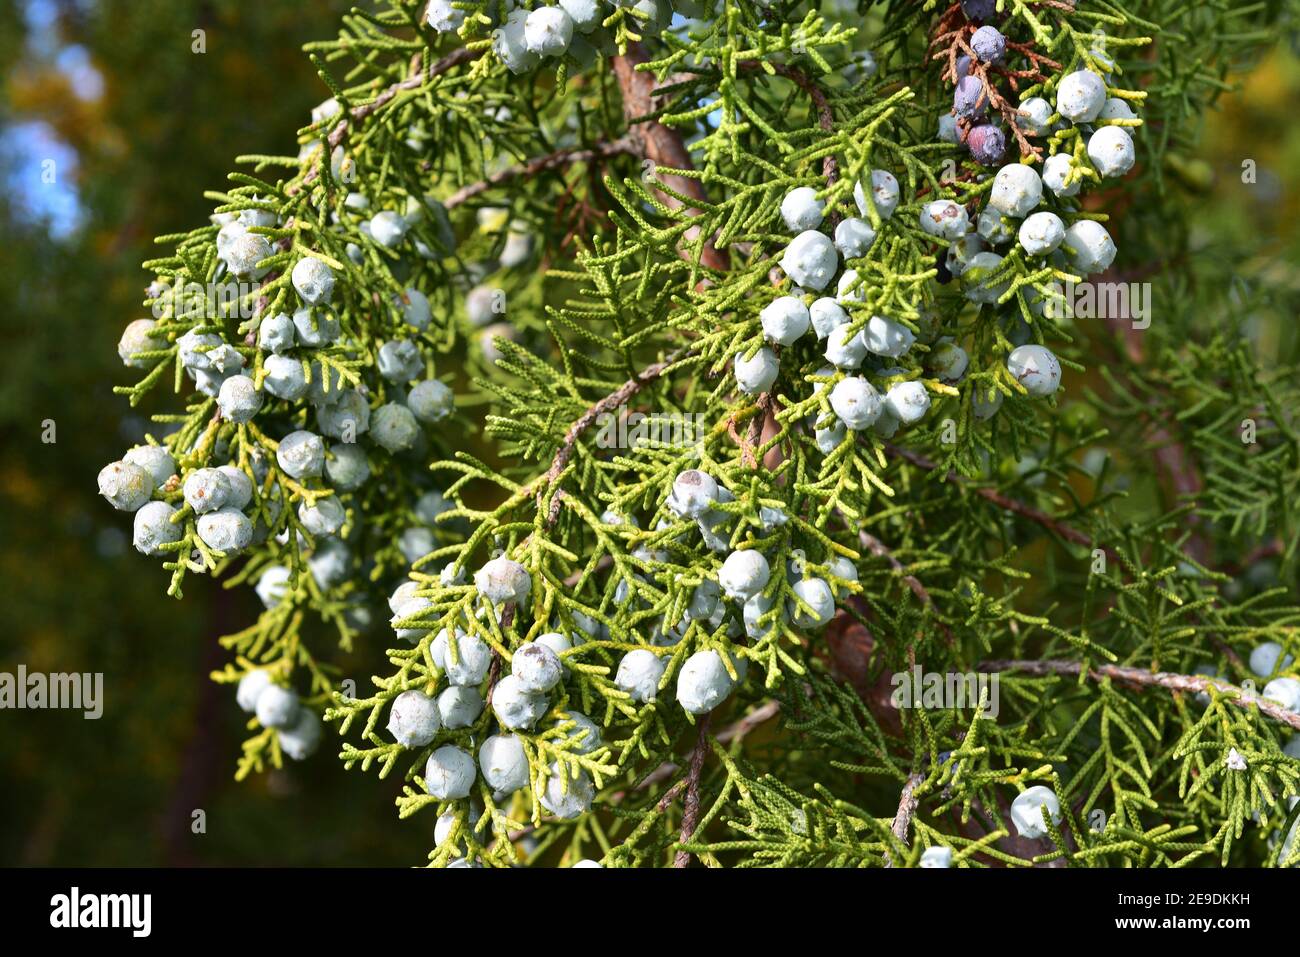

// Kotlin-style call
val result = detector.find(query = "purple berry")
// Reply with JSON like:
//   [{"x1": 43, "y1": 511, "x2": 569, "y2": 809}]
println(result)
[
  {"x1": 967, "y1": 125, "x2": 1006, "y2": 166},
  {"x1": 955, "y1": 54, "x2": 973, "y2": 80},
  {"x1": 971, "y1": 26, "x2": 1007, "y2": 63},
  {"x1": 953, "y1": 75, "x2": 988, "y2": 120},
  {"x1": 961, "y1": 0, "x2": 998, "y2": 21}
]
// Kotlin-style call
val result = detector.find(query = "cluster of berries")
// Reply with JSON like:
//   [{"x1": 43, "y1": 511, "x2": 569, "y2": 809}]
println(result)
[
  {"x1": 103, "y1": 91, "x2": 549, "y2": 758},
  {"x1": 372, "y1": 455, "x2": 868, "y2": 845},
  {"x1": 737, "y1": 175, "x2": 940, "y2": 442},
  {"x1": 928, "y1": 6, "x2": 1144, "y2": 413},
  {"x1": 426, "y1": 0, "x2": 678, "y2": 76},
  {"x1": 380, "y1": 558, "x2": 604, "y2": 857},
  {"x1": 235, "y1": 669, "x2": 322, "y2": 760},
  {"x1": 607, "y1": 468, "x2": 860, "y2": 710}
]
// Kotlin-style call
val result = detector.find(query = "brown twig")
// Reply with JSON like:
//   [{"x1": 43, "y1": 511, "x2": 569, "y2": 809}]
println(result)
[
  {"x1": 884, "y1": 409, "x2": 1248, "y2": 678},
  {"x1": 443, "y1": 137, "x2": 639, "y2": 209},
  {"x1": 927, "y1": 2, "x2": 1071, "y2": 162},
  {"x1": 717, "y1": 700, "x2": 780, "y2": 743},
  {"x1": 612, "y1": 43, "x2": 729, "y2": 272},
  {"x1": 296, "y1": 47, "x2": 483, "y2": 190},
  {"x1": 609, "y1": 701, "x2": 780, "y2": 807},
  {"x1": 883, "y1": 442, "x2": 1119, "y2": 560},
  {"x1": 735, "y1": 61, "x2": 838, "y2": 203},
  {"x1": 725, "y1": 391, "x2": 785, "y2": 473},
  {"x1": 673, "y1": 714, "x2": 713, "y2": 867},
  {"x1": 655, "y1": 777, "x2": 688, "y2": 812},
  {"x1": 521, "y1": 45, "x2": 740, "y2": 524},
  {"x1": 535, "y1": 347, "x2": 694, "y2": 527},
  {"x1": 884, "y1": 772, "x2": 925, "y2": 867},
  {"x1": 978, "y1": 658, "x2": 1300, "y2": 731},
  {"x1": 326, "y1": 47, "x2": 479, "y2": 149},
  {"x1": 484, "y1": 602, "x2": 515, "y2": 709},
  {"x1": 858, "y1": 528, "x2": 957, "y2": 646}
]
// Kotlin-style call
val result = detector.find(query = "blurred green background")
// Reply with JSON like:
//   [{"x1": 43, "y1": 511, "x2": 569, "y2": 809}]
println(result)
[
  {"x1": 0, "y1": 0, "x2": 416, "y2": 866},
  {"x1": 0, "y1": 0, "x2": 1297, "y2": 866}
]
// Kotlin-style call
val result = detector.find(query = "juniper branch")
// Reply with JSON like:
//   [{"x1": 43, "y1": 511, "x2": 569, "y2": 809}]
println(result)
[
  {"x1": 443, "y1": 137, "x2": 640, "y2": 209},
  {"x1": 884, "y1": 442, "x2": 1117, "y2": 559},
  {"x1": 612, "y1": 43, "x2": 729, "y2": 272},
  {"x1": 884, "y1": 771, "x2": 925, "y2": 867},
  {"x1": 979, "y1": 659, "x2": 1300, "y2": 732},
  {"x1": 673, "y1": 715, "x2": 713, "y2": 868}
]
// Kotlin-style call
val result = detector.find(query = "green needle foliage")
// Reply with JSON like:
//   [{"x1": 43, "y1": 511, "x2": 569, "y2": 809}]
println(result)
[{"x1": 100, "y1": 0, "x2": 1300, "y2": 867}]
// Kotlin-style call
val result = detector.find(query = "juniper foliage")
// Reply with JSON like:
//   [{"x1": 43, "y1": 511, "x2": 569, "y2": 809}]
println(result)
[{"x1": 103, "y1": 0, "x2": 1300, "y2": 867}]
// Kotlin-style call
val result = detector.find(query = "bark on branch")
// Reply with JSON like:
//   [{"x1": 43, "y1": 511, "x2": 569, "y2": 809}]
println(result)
[
  {"x1": 884, "y1": 442, "x2": 1118, "y2": 560},
  {"x1": 612, "y1": 43, "x2": 730, "y2": 273},
  {"x1": 884, "y1": 772, "x2": 925, "y2": 867},
  {"x1": 444, "y1": 136, "x2": 639, "y2": 209},
  {"x1": 979, "y1": 658, "x2": 1300, "y2": 732},
  {"x1": 673, "y1": 715, "x2": 713, "y2": 867}
]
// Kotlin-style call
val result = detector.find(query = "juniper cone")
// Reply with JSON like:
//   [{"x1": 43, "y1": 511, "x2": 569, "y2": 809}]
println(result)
[{"x1": 99, "y1": 0, "x2": 1300, "y2": 868}]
